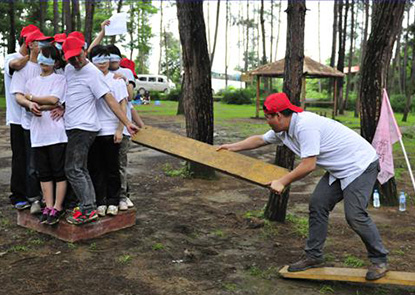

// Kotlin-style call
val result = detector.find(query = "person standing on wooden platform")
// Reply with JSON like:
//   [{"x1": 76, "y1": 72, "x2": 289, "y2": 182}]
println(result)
[{"x1": 218, "y1": 93, "x2": 389, "y2": 281}]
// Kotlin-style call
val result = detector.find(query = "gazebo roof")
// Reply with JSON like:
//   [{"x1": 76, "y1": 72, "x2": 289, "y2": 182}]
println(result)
[{"x1": 248, "y1": 56, "x2": 345, "y2": 78}]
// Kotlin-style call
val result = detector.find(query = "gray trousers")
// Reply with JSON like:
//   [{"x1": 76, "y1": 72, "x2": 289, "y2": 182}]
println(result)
[
  {"x1": 305, "y1": 160, "x2": 388, "y2": 264},
  {"x1": 119, "y1": 135, "x2": 130, "y2": 200},
  {"x1": 65, "y1": 129, "x2": 98, "y2": 212}
]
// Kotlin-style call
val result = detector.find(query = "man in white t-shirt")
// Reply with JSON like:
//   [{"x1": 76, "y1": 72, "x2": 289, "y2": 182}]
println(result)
[
  {"x1": 3, "y1": 24, "x2": 39, "y2": 209},
  {"x1": 61, "y1": 35, "x2": 139, "y2": 225},
  {"x1": 218, "y1": 93, "x2": 389, "y2": 281}
]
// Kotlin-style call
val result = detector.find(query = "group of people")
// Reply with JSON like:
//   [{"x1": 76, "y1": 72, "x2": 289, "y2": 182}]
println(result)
[
  {"x1": 4, "y1": 22, "x2": 390, "y2": 281},
  {"x1": 4, "y1": 21, "x2": 143, "y2": 226}
]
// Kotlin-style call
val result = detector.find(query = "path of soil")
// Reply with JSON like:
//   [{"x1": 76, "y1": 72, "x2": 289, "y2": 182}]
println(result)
[{"x1": 1, "y1": 113, "x2": 415, "y2": 295}]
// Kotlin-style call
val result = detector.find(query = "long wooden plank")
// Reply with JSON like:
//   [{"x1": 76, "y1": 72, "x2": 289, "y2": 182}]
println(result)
[
  {"x1": 132, "y1": 126, "x2": 288, "y2": 187},
  {"x1": 279, "y1": 265, "x2": 415, "y2": 286}
]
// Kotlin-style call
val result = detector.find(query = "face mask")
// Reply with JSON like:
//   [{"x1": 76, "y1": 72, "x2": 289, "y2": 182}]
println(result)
[
  {"x1": 92, "y1": 54, "x2": 110, "y2": 64},
  {"x1": 55, "y1": 43, "x2": 63, "y2": 50},
  {"x1": 109, "y1": 54, "x2": 121, "y2": 62},
  {"x1": 38, "y1": 41, "x2": 50, "y2": 48},
  {"x1": 37, "y1": 53, "x2": 55, "y2": 66}
]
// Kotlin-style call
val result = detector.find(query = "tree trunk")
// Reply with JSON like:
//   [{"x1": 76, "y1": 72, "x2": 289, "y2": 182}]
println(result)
[
  {"x1": 359, "y1": 1, "x2": 405, "y2": 206},
  {"x1": 177, "y1": 1, "x2": 215, "y2": 179},
  {"x1": 355, "y1": 0, "x2": 370, "y2": 118},
  {"x1": 344, "y1": 0, "x2": 355, "y2": 111},
  {"x1": 39, "y1": 0, "x2": 46, "y2": 32},
  {"x1": 260, "y1": 0, "x2": 268, "y2": 92},
  {"x1": 225, "y1": 0, "x2": 229, "y2": 88},
  {"x1": 329, "y1": 1, "x2": 338, "y2": 96},
  {"x1": 270, "y1": 0, "x2": 274, "y2": 63},
  {"x1": 7, "y1": 0, "x2": 16, "y2": 54},
  {"x1": 84, "y1": 0, "x2": 95, "y2": 46},
  {"x1": 265, "y1": 0, "x2": 306, "y2": 222},
  {"x1": 177, "y1": 74, "x2": 185, "y2": 115},
  {"x1": 64, "y1": 0, "x2": 72, "y2": 34},
  {"x1": 210, "y1": 0, "x2": 220, "y2": 68},
  {"x1": 53, "y1": 0, "x2": 59, "y2": 35},
  {"x1": 338, "y1": 0, "x2": 349, "y2": 115},
  {"x1": 403, "y1": 7, "x2": 415, "y2": 122},
  {"x1": 275, "y1": 0, "x2": 282, "y2": 61},
  {"x1": 158, "y1": 1, "x2": 163, "y2": 74},
  {"x1": 244, "y1": 1, "x2": 250, "y2": 72},
  {"x1": 401, "y1": 7, "x2": 410, "y2": 98}
]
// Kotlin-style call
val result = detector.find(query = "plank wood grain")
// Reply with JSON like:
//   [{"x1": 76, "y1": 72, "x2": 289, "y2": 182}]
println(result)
[{"x1": 132, "y1": 126, "x2": 288, "y2": 187}]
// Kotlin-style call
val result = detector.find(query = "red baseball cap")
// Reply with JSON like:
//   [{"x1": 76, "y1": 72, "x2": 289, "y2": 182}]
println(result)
[
  {"x1": 20, "y1": 24, "x2": 39, "y2": 38},
  {"x1": 54, "y1": 33, "x2": 67, "y2": 43},
  {"x1": 68, "y1": 31, "x2": 85, "y2": 43},
  {"x1": 120, "y1": 58, "x2": 137, "y2": 78},
  {"x1": 25, "y1": 30, "x2": 53, "y2": 46},
  {"x1": 263, "y1": 93, "x2": 303, "y2": 114},
  {"x1": 62, "y1": 36, "x2": 85, "y2": 60}
]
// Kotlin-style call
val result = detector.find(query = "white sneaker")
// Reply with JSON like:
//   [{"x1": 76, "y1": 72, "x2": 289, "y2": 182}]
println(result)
[
  {"x1": 119, "y1": 200, "x2": 128, "y2": 211},
  {"x1": 97, "y1": 205, "x2": 107, "y2": 217},
  {"x1": 107, "y1": 205, "x2": 118, "y2": 216},
  {"x1": 30, "y1": 200, "x2": 42, "y2": 215},
  {"x1": 126, "y1": 197, "x2": 134, "y2": 208}
]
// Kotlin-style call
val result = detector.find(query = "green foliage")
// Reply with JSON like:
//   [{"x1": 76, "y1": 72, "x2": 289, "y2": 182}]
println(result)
[
  {"x1": 343, "y1": 254, "x2": 365, "y2": 267},
  {"x1": 165, "y1": 88, "x2": 181, "y2": 101},
  {"x1": 286, "y1": 213, "x2": 308, "y2": 238},
  {"x1": 223, "y1": 283, "x2": 238, "y2": 291},
  {"x1": 161, "y1": 30, "x2": 181, "y2": 83},
  {"x1": 89, "y1": 242, "x2": 97, "y2": 251},
  {"x1": 149, "y1": 91, "x2": 161, "y2": 100},
  {"x1": 10, "y1": 245, "x2": 28, "y2": 252},
  {"x1": 29, "y1": 238, "x2": 44, "y2": 246},
  {"x1": 152, "y1": 243, "x2": 164, "y2": 251},
  {"x1": 247, "y1": 265, "x2": 280, "y2": 279},
  {"x1": 243, "y1": 209, "x2": 264, "y2": 219},
  {"x1": 211, "y1": 229, "x2": 225, "y2": 237},
  {"x1": 162, "y1": 163, "x2": 192, "y2": 178},
  {"x1": 118, "y1": 254, "x2": 132, "y2": 264},
  {"x1": 390, "y1": 94, "x2": 409, "y2": 113},
  {"x1": 67, "y1": 242, "x2": 76, "y2": 249},
  {"x1": 319, "y1": 285, "x2": 335, "y2": 294},
  {"x1": 220, "y1": 87, "x2": 255, "y2": 105}
]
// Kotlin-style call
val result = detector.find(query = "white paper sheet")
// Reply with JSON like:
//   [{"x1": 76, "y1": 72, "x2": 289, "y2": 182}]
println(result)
[{"x1": 105, "y1": 12, "x2": 128, "y2": 36}]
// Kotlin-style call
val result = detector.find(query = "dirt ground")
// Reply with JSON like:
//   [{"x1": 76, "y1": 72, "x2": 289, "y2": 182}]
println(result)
[{"x1": 1, "y1": 111, "x2": 415, "y2": 295}]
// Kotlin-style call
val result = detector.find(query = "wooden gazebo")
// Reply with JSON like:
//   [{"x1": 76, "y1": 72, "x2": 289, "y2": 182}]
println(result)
[{"x1": 248, "y1": 56, "x2": 345, "y2": 118}]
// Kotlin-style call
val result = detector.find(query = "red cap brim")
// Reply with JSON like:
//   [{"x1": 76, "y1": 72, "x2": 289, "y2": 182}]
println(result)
[{"x1": 64, "y1": 48, "x2": 82, "y2": 60}]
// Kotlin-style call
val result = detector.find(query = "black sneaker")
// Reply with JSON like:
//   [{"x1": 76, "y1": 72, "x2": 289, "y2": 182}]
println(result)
[
  {"x1": 39, "y1": 207, "x2": 52, "y2": 224},
  {"x1": 288, "y1": 257, "x2": 325, "y2": 272},
  {"x1": 46, "y1": 208, "x2": 65, "y2": 225},
  {"x1": 366, "y1": 263, "x2": 388, "y2": 280}
]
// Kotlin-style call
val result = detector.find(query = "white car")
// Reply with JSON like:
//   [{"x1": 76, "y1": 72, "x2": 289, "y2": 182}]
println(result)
[{"x1": 136, "y1": 74, "x2": 176, "y2": 95}]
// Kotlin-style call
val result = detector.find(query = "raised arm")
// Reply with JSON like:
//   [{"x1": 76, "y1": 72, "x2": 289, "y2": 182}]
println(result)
[
  {"x1": 88, "y1": 20, "x2": 110, "y2": 53},
  {"x1": 9, "y1": 55, "x2": 30, "y2": 72}
]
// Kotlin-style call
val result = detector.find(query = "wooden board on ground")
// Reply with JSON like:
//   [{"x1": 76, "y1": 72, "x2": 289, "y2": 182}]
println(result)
[
  {"x1": 132, "y1": 126, "x2": 288, "y2": 187},
  {"x1": 279, "y1": 265, "x2": 415, "y2": 286},
  {"x1": 17, "y1": 209, "x2": 136, "y2": 242}
]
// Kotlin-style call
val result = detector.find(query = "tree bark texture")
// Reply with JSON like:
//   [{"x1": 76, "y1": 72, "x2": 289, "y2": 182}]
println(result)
[
  {"x1": 403, "y1": 7, "x2": 415, "y2": 122},
  {"x1": 64, "y1": 0, "x2": 72, "y2": 34},
  {"x1": 337, "y1": 0, "x2": 349, "y2": 115},
  {"x1": 7, "y1": 0, "x2": 16, "y2": 54},
  {"x1": 359, "y1": 1, "x2": 405, "y2": 206},
  {"x1": 356, "y1": 0, "x2": 370, "y2": 118},
  {"x1": 53, "y1": 0, "x2": 59, "y2": 35},
  {"x1": 265, "y1": 0, "x2": 306, "y2": 223},
  {"x1": 210, "y1": 0, "x2": 220, "y2": 69},
  {"x1": 84, "y1": 0, "x2": 95, "y2": 46},
  {"x1": 176, "y1": 1, "x2": 215, "y2": 178},
  {"x1": 39, "y1": 0, "x2": 47, "y2": 32},
  {"x1": 71, "y1": 0, "x2": 81, "y2": 31},
  {"x1": 344, "y1": 0, "x2": 355, "y2": 111}
]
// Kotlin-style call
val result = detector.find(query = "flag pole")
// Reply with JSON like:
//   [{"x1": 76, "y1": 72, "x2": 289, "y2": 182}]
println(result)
[{"x1": 399, "y1": 138, "x2": 415, "y2": 194}]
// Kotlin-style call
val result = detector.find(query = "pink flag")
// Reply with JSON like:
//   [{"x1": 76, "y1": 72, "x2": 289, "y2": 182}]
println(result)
[{"x1": 372, "y1": 89, "x2": 402, "y2": 184}]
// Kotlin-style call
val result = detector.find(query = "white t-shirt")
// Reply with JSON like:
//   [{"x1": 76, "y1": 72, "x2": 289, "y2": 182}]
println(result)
[
  {"x1": 123, "y1": 101, "x2": 133, "y2": 137},
  {"x1": 9, "y1": 61, "x2": 42, "y2": 130},
  {"x1": 112, "y1": 67, "x2": 136, "y2": 86},
  {"x1": 97, "y1": 72, "x2": 128, "y2": 136},
  {"x1": 25, "y1": 73, "x2": 68, "y2": 147},
  {"x1": 4, "y1": 52, "x2": 23, "y2": 125},
  {"x1": 64, "y1": 62, "x2": 111, "y2": 131},
  {"x1": 262, "y1": 112, "x2": 378, "y2": 190}
]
